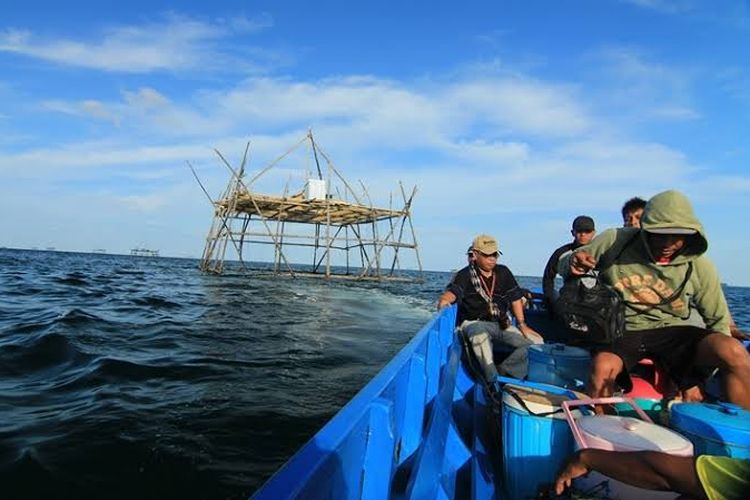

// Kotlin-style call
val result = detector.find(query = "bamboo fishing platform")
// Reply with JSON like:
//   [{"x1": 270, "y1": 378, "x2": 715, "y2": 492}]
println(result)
[{"x1": 192, "y1": 130, "x2": 423, "y2": 282}]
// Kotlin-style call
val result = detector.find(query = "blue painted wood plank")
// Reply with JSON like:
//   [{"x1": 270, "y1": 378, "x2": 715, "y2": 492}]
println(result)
[
  {"x1": 425, "y1": 328, "x2": 441, "y2": 402},
  {"x1": 404, "y1": 340, "x2": 462, "y2": 499},
  {"x1": 361, "y1": 398, "x2": 396, "y2": 500},
  {"x1": 471, "y1": 384, "x2": 498, "y2": 499},
  {"x1": 394, "y1": 355, "x2": 427, "y2": 464}
]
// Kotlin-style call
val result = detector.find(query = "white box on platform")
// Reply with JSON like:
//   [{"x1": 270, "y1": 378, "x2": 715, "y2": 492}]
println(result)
[{"x1": 304, "y1": 179, "x2": 327, "y2": 200}]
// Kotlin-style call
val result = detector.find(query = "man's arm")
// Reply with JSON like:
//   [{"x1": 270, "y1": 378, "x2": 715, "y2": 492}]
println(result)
[
  {"x1": 555, "y1": 449, "x2": 706, "y2": 498},
  {"x1": 542, "y1": 246, "x2": 565, "y2": 305},
  {"x1": 691, "y1": 257, "x2": 731, "y2": 335},
  {"x1": 511, "y1": 298, "x2": 543, "y2": 343},
  {"x1": 730, "y1": 316, "x2": 749, "y2": 340},
  {"x1": 558, "y1": 228, "x2": 620, "y2": 278},
  {"x1": 437, "y1": 290, "x2": 456, "y2": 310},
  {"x1": 437, "y1": 268, "x2": 468, "y2": 310}
]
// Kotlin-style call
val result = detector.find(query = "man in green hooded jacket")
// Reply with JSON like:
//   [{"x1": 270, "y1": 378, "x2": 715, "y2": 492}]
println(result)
[{"x1": 559, "y1": 190, "x2": 750, "y2": 409}]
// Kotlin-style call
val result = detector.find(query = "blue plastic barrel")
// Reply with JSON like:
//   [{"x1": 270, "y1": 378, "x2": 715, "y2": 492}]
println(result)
[
  {"x1": 501, "y1": 380, "x2": 582, "y2": 499},
  {"x1": 670, "y1": 402, "x2": 750, "y2": 458},
  {"x1": 527, "y1": 343, "x2": 591, "y2": 389}
]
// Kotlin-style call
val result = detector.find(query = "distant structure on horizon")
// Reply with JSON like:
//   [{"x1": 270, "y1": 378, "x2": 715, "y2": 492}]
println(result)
[
  {"x1": 130, "y1": 248, "x2": 159, "y2": 257},
  {"x1": 191, "y1": 130, "x2": 422, "y2": 282}
]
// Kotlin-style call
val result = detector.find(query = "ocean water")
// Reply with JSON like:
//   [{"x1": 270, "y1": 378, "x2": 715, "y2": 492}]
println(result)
[{"x1": 0, "y1": 248, "x2": 747, "y2": 500}]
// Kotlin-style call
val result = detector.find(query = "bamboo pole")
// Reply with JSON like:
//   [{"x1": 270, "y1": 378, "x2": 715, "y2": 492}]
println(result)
[
  {"x1": 325, "y1": 158, "x2": 332, "y2": 278},
  {"x1": 189, "y1": 161, "x2": 248, "y2": 272},
  {"x1": 401, "y1": 183, "x2": 423, "y2": 276}
]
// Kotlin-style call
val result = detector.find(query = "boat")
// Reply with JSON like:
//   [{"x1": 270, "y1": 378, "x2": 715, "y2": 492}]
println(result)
[
  {"x1": 252, "y1": 301, "x2": 750, "y2": 499},
  {"x1": 130, "y1": 247, "x2": 159, "y2": 257}
]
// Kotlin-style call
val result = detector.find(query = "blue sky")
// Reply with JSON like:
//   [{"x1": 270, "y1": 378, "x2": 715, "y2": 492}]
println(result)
[{"x1": 1, "y1": 0, "x2": 749, "y2": 284}]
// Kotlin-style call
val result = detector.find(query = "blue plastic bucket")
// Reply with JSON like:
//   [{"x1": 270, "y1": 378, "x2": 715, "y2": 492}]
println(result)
[
  {"x1": 670, "y1": 402, "x2": 750, "y2": 458},
  {"x1": 527, "y1": 343, "x2": 591, "y2": 389},
  {"x1": 501, "y1": 380, "x2": 582, "y2": 499}
]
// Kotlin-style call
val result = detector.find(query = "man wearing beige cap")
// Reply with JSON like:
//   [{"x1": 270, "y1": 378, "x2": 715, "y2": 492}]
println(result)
[{"x1": 438, "y1": 234, "x2": 543, "y2": 380}]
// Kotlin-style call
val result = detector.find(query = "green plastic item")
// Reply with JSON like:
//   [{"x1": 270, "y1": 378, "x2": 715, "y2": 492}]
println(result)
[{"x1": 614, "y1": 398, "x2": 663, "y2": 420}]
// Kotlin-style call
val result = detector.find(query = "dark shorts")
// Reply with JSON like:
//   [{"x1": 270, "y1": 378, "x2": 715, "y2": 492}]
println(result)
[{"x1": 594, "y1": 325, "x2": 712, "y2": 392}]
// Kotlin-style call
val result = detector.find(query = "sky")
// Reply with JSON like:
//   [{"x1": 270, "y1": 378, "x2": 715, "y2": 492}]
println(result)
[{"x1": 1, "y1": 0, "x2": 749, "y2": 284}]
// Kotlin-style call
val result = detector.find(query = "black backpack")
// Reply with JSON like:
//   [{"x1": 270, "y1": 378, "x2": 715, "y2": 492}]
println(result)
[
  {"x1": 555, "y1": 274, "x2": 626, "y2": 345},
  {"x1": 555, "y1": 234, "x2": 693, "y2": 345}
]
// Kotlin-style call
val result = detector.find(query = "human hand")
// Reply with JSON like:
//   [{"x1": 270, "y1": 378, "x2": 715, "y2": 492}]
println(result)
[
  {"x1": 681, "y1": 385, "x2": 704, "y2": 403},
  {"x1": 570, "y1": 251, "x2": 597, "y2": 276},
  {"x1": 519, "y1": 323, "x2": 544, "y2": 344},
  {"x1": 730, "y1": 322, "x2": 750, "y2": 340},
  {"x1": 555, "y1": 452, "x2": 590, "y2": 495}
]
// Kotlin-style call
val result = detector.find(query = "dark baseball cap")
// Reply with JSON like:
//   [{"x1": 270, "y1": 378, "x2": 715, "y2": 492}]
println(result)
[{"x1": 572, "y1": 215, "x2": 595, "y2": 232}]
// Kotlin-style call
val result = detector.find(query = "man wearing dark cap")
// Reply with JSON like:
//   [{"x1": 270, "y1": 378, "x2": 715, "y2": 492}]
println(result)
[
  {"x1": 560, "y1": 190, "x2": 750, "y2": 409},
  {"x1": 542, "y1": 215, "x2": 596, "y2": 315},
  {"x1": 437, "y1": 234, "x2": 543, "y2": 380}
]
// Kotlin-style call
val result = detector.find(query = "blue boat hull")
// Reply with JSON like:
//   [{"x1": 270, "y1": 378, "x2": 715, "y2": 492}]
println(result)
[{"x1": 252, "y1": 306, "x2": 503, "y2": 499}]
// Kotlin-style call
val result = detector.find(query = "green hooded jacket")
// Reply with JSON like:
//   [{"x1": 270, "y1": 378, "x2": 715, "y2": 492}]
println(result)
[{"x1": 559, "y1": 190, "x2": 730, "y2": 334}]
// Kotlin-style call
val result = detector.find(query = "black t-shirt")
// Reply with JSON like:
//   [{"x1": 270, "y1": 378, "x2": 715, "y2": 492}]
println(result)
[
  {"x1": 542, "y1": 241, "x2": 580, "y2": 308},
  {"x1": 446, "y1": 264, "x2": 524, "y2": 323}
]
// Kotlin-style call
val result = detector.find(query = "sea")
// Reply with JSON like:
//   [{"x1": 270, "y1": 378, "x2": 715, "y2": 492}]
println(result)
[{"x1": 0, "y1": 248, "x2": 748, "y2": 500}]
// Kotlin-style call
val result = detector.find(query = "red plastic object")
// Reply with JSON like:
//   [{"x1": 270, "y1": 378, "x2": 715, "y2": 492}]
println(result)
[
  {"x1": 624, "y1": 358, "x2": 671, "y2": 399},
  {"x1": 626, "y1": 376, "x2": 663, "y2": 399}
]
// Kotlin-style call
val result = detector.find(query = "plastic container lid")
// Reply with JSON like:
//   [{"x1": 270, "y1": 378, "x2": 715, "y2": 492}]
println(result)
[
  {"x1": 502, "y1": 384, "x2": 585, "y2": 420},
  {"x1": 529, "y1": 343, "x2": 590, "y2": 361},
  {"x1": 671, "y1": 402, "x2": 750, "y2": 446},
  {"x1": 578, "y1": 415, "x2": 693, "y2": 454}
]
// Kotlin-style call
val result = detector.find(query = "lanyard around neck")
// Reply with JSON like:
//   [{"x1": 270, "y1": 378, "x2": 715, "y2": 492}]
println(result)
[{"x1": 479, "y1": 271, "x2": 496, "y2": 299}]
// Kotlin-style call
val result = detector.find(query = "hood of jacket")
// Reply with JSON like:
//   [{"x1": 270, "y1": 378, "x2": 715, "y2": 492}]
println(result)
[{"x1": 640, "y1": 190, "x2": 708, "y2": 262}]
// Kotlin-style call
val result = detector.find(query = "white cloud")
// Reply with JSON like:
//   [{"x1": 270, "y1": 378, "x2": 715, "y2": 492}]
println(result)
[
  {"x1": 31, "y1": 75, "x2": 593, "y2": 148},
  {"x1": 0, "y1": 140, "x2": 209, "y2": 173},
  {"x1": 620, "y1": 0, "x2": 695, "y2": 14},
  {"x1": 0, "y1": 13, "x2": 277, "y2": 73},
  {"x1": 42, "y1": 99, "x2": 121, "y2": 125},
  {"x1": 587, "y1": 47, "x2": 699, "y2": 122},
  {"x1": 124, "y1": 87, "x2": 170, "y2": 109},
  {"x1": 0, "y1": 73, "x2": 720, "y2": 204},
  {"x1": 444, "y1": 79, "x2": 590, "y2": 136}
]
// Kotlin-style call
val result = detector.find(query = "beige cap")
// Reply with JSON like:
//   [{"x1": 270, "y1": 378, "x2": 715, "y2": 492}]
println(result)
[{"x1": 471, "y1": 234, "x2": 502, "y2": 255}]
